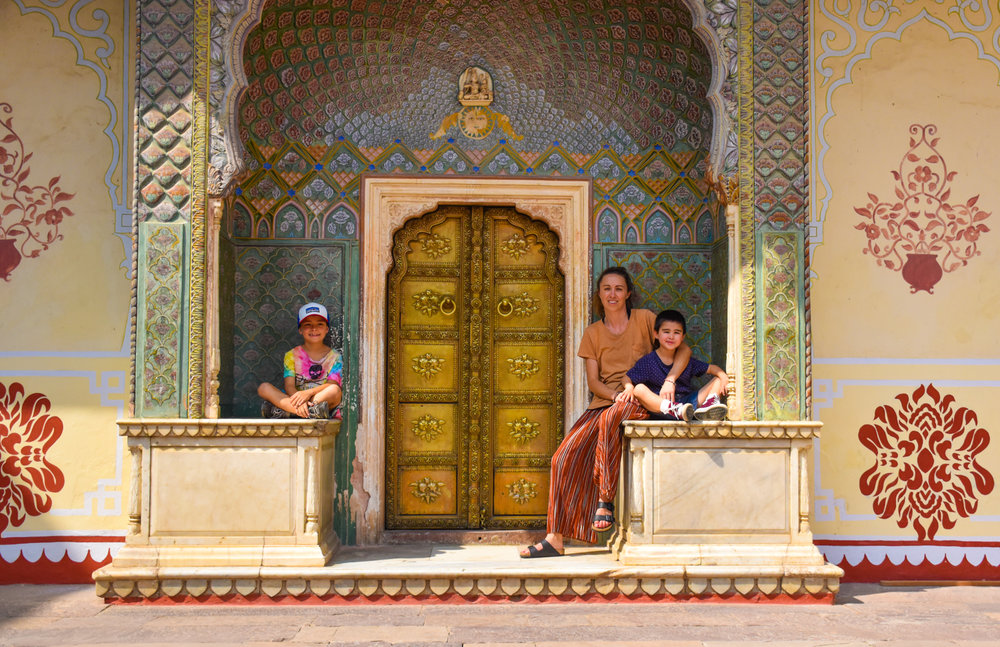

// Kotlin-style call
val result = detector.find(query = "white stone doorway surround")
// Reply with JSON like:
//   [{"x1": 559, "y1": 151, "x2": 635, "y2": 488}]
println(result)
[{"x1": 357, "y1": 177, "x2": 591, "y2": 544}]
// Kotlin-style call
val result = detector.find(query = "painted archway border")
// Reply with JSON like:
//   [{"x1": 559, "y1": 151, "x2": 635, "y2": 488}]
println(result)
[{"x1": 356, "y1": 177, "x2": 590, "y2": 543}]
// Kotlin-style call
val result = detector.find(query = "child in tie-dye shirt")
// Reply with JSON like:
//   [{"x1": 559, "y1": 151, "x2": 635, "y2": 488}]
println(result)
[{"x1": 258, "y1": 302, "x2": 342, "y2": 419}]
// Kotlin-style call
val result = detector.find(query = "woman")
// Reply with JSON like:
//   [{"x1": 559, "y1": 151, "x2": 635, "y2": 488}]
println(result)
[{"x1": 520, "y1": 267, "x2": 691, "y2": 557}]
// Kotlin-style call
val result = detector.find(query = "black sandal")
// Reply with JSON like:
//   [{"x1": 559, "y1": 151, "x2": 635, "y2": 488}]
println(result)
[
  {"x1": 520, "y1": 538, "x2": 564, "y2": 558},
  {"x1": 591, "y1": 500, "x2": 616, "y2": 532}
]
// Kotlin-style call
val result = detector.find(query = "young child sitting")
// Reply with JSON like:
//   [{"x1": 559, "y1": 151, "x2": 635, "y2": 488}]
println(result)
[
  {"x1": 616, "y1": 309, "x2": 728, "y2": 421},
  {"x1": 258, "y1": 302, "x2": 343, "y2": 419}
]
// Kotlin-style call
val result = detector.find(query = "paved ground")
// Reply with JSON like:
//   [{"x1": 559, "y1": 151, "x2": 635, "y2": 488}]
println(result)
[{"x1": 1, "y1": 583, "x2": 999, "y2": 646}]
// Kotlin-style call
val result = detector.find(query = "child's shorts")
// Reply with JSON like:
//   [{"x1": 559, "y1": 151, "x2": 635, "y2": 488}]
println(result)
[{"x1": 678, "y1": 391, "x2": 700, "y2": 407}]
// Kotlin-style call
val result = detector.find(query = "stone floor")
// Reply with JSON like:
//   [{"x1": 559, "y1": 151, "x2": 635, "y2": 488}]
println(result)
[{"x1": 2, "y1": 581, "x2": 1000, "y2": 646}]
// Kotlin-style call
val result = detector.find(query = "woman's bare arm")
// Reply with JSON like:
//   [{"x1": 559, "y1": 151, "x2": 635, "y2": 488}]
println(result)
[{"x1": 585, "y1": 357, "x2": 620, "y2": 402}]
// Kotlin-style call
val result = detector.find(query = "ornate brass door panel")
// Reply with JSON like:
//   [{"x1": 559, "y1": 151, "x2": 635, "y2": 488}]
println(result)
[{"x1": 386, "y1": 206, "x2": 564, "y2": 529}]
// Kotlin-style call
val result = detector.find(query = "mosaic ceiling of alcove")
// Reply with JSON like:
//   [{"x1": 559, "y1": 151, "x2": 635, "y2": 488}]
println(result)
[
  {"x1": 232, "y1": 0, "x2": 719, "y2": 244},
  {"x1": 239, "y1": 0, "x2": 713, "y2": 154}
]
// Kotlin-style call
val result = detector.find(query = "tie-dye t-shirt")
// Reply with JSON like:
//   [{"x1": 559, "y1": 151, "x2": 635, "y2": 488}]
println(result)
[{"x1": 283, "y1": 346, "x2": 343, "y2": 418}]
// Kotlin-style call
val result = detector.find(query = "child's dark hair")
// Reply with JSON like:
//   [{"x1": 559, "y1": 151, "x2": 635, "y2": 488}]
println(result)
[
  {"x1": 595, "y1": 266, "x2": 635, "y2": 318},
  {"x1": 653, "y1": 309, "x2": 686, "y2": 348}
]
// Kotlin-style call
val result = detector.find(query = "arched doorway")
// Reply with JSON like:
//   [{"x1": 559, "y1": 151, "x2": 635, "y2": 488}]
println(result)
[
  {"x1": 215, "y1": 0, "x2": 729, "y2": 543},
  {"x1": 385, "y1": 205, "x2": 564, "y2": 529}
]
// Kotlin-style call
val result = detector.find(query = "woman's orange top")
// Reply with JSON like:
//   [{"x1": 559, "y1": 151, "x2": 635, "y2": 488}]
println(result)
[{"x1": 577, "y1": 308, "x2": 656, "y2": 409}]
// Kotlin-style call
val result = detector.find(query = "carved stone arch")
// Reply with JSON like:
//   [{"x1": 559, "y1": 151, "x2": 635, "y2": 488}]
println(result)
[
  {"x1": 684, "y1": 0, "x2": 741, "y2": 182},
  {"x1": 206, "y1": 0, "x2": 739, "y2": 196}
]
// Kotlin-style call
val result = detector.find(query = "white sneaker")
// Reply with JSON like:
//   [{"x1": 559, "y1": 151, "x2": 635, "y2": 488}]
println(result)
[
  {"x1": 694, "y1": 394, "x2": 727, "y2": 421},
  {"x1": 659, "y1": 399, "x2": 694, "y2": 421}
]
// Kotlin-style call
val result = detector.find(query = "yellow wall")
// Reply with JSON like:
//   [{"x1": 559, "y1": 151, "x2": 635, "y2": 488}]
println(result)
[
  {"x1": 811, "y1": 2, "x2": 1000, "y2": 562},
  {"x1": 0, "y1": 1, "x2": 132, "y2": 568}
]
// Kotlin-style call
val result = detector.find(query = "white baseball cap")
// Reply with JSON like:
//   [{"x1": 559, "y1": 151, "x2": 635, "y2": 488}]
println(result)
[{"x1": 297, "y1": 302, "x2": 329, "y2": 325}]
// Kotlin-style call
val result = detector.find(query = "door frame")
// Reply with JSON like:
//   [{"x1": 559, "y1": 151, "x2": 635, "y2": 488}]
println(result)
[{"x1": 357, "y1": 177, "x2": 591, "y2": 543}]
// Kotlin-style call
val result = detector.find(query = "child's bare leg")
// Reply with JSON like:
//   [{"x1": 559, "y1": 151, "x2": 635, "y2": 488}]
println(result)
[
  {"x1": 697, "y1": 377, "x2": 726, "y2": 405},
  {"x1": 257, "y1": 383, "x2": 305, "y2": 416},
  {"x1": 311, "y1": 383, "x2": 342, "y2": 407},
  {"x1": 631, "y1": 384, "x2": 664, "y2": 413}
]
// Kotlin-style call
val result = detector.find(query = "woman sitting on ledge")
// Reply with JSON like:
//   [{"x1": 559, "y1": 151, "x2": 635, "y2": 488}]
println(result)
[{"x1": 520, "y1": 267, "x2": 690, "y2": 558}]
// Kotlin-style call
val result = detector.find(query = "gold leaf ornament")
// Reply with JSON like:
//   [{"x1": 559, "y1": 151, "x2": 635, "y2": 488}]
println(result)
[
  {"x1": 412, "y1": 414, "x2": 445, "y2": 441},
  {"x1": 410, "y1": 476, "x2": 445, "y2": 503},
  {"x1": 507, "y1": 478, "x2": 538, "y2": 505},
  {"x1": 500, "y1": 233, "x2": 532, "y2": 259},
  {"x1": 511, "y1": 292, "x2": 539, "y2": 317},
  {"x1": 412, "y1": 289, "x2": 442, "y2": 316},
  {"x1": 417, "y1": 232, "x2": 452, "y2": 259},
  {"x1": 507, "y1": 354, "x2": 540, "y2": 380},
  {"x1": 412, "y1": 353, "x2": 445, "y2": 379},
  {"x1": 507, "y1": 416, "x2": 540, "y2": 443}
]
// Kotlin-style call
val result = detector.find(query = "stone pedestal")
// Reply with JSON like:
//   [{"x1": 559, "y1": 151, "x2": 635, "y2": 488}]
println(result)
[
  {"x1": 95, "y1": 419, "x2": 340, "y2": 588},
  {"x1": 615, "y1": 420, "x2": 842, "y2": 596}
]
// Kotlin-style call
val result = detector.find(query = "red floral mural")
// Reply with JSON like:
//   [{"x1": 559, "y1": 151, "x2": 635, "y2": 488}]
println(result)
[
  {"x1": 859, "y1": 384, "x2": 994, "y2": 541},
  {"x1": 0, "y1": 103, "x2": 76, "y2": 281},
  {"x1": 0, "y1": 381, "x2": 65, "y2": 533},
  {"x1": 854, "y1": 124, "x2": 991, "y2": 293}
]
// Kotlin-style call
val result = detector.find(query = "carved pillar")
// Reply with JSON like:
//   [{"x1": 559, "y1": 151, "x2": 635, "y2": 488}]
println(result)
[
  {"x1": 797, "y1": 443, "x2": 812, "y2": 537},
  {"x1": 127, "y1": 445, "x2": 142, "y2": 536},
  {"x1": 203, "y1": 198, "x2": 223, "y2": 418},
  {"x1": 711, "y1": 169, "x2": 744, "y2": 423},
  {"x1": 304, "y1": 443, "x2": 319, "y2": 536},
  {"x1": 629, "y1": 445, "x2": 645, "y2": 537},
  {"x1": 725, "y1": 202, "x2": 743, "y2": 420}
]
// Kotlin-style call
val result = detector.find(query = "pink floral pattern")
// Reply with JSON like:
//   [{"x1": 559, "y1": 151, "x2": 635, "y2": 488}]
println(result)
[
  {"x1": 0, "y1": 382, "x2": 65, "y2": 533},
  {"x1": 854, "y1": 124, "x2": 991, "y2": 293},
  {"x1": 0, "y1": 103, "x2": 76, "y2": 281},
  {"x1": 859, "y1": 384, "x2": 994, "y2": 541}
]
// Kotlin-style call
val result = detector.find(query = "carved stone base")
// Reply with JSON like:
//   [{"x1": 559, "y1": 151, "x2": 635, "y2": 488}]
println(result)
[
  {"x1": 98, "y1": 419, "x2": 341, "y2": 574},
  {"x1": 93, "y1": 544, "x2": 840, "y2": 603},
  {"x1": 615, "y1": 420, "x2": 843, "y2": 590}
]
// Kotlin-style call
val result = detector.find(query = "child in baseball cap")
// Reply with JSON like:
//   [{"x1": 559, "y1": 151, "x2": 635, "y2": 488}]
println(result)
[{"x1": 257, "y1": 301, "x2": 342, "y2": 419}]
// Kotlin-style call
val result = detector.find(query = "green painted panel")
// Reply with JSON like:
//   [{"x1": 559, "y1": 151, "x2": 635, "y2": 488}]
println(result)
[
  {"x1": 755, "y1": 227, "x2": 805, "y2": 420},
  {"x1": 136, "y1": 221, "x2": 188, "y2": 417}
]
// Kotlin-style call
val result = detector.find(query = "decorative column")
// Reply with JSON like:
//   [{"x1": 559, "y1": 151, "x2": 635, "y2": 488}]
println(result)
[
  {"x1": 133, "y1": 0, "x2": 210, "y2": 418},
  {"x1": 203, "y1": 198, "x2": 223, "y2": 418}
]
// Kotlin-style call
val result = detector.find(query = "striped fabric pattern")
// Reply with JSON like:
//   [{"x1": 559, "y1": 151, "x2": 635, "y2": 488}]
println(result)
[{"x1": 547, "y1": 400, "x2": 649, "y2": 544}]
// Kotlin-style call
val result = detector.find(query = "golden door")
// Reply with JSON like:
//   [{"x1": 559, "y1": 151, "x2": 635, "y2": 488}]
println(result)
[{"x1": 386, "y1": 205, "x2": 565, "y2": 529}]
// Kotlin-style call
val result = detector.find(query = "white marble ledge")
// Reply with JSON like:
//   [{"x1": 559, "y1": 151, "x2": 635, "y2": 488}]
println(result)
[
  {"x1": 117, "y1": 418, "x2": 340, "y2": 438},
  {"x1": 623, "y1": 420, "x2": 822, "y2": 440}
]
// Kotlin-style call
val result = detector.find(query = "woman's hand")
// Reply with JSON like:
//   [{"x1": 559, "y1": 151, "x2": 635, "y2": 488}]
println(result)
[{"x1": 659, "y1": 379, "x2": 676, "y2": 403}]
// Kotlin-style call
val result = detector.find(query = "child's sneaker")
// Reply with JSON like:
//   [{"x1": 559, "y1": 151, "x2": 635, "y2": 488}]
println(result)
[
  {"x1": 659, "y1": 399, "x2": 694, "y2": 421},
  {"x1": 261, "y1": 401, "x2": 290, "y2": 419},
  {"x1": 307, "y1": 401, "x2": 330, "y2": 419},
  {"x1": 694, "y1": 394, "x2": 728, "y2": 421}
]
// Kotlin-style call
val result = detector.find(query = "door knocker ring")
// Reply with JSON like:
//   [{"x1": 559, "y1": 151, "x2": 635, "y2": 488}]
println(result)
[
  {"x1": 497, "y1": 297, "x2": 514, "y2": 317},
  {"x1": 439, "y1": 296, "x2": 456, "y2": 316}
]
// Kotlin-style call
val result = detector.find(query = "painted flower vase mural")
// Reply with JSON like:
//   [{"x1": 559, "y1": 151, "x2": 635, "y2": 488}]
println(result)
[
  {"x1": 0, "y1": 103, "x2": 75, "y2": 281},
  {"x1": 859, "y1": 384, "x2": 994, "y2": 541},
  {"x1": 854, "y1": 125, "x2": 991, "y2": 293},
  {"x1": 0, "y1": 381, "x2": 65, "y2": 533}
]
